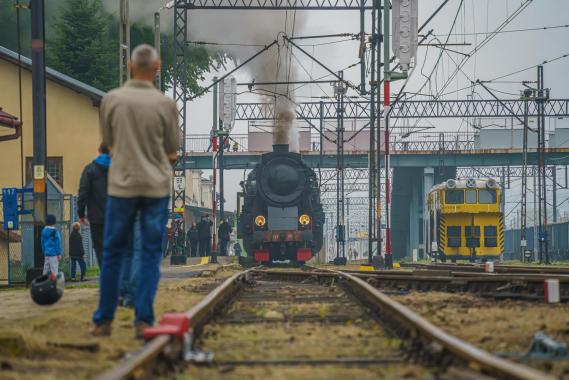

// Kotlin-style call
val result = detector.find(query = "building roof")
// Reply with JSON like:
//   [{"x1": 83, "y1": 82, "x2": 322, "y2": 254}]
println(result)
[{"x1": 0, "y1": 46, "x2": 105, "y2": 106}]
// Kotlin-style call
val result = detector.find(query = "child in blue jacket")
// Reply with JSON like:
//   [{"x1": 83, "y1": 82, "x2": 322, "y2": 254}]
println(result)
[{"x1": 42, "y1": 214, "x2": 62, "y2": 279}]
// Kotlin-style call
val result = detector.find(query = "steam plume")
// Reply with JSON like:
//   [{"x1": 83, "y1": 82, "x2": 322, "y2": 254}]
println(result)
[
  {"x1": 102, "y1": 1, "x2": 305, "y2": 150},
  {"x1": 188, "y1": 11, "x2": 305, "y2": 151}
]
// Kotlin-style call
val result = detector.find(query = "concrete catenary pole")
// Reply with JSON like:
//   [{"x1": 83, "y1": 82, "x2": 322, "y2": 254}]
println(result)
[
  {"x1": 119, "y1": 0, "x2": 130, "y2": 85},
  {"x1": 154, "y1": 11, "x2": 161, "y2": 89},
  {"x1": 383, "y1": 0, "x2": 393, "y2": 269},
  {"x1": 520, "y1": 89, "x2": 530, "y2": 261},
  {"x1": 211, "y1": 77, "x2": 218, "y2": 263},
  {"x1": 30, "y1": 0, "x2": 48, "y2": 282}
]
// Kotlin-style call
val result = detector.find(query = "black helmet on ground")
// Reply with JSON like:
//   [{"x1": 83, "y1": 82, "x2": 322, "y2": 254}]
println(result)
[{"x1": 30, "y1": 273, "x2": 64, "y2": 305}]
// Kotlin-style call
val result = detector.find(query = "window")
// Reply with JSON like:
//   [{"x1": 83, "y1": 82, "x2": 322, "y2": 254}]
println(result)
[
  {"x1": 447, "y1": 226, "x2": 461, "y2": 247},
  {"x1": 465, "y1": 190, "x2": 477, "y2": 204},
  {"x1": 478, "y1": 189, "x2": 497, "y2": 204},
  {"x1": 445, "y1": 190, "x2": 464, "y2": 204},
  {"x1": 465, "y1": 226, "x2": 480, "y2": 236},
  {"x1": 484, "y1": 225, "x2": 498, "y2": 247},
  {"x1": 26, "y1": 157, "x2": 63, "y2": 188},
  {"x1": 465, "y1": 226, "x2": 480, "y2": 248}
]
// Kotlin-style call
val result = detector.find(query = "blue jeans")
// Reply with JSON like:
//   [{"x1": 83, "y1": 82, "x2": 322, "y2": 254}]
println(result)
[
  {"x1": 93, "y1": 196, "x2": 169, "y2": 326},
  {"x1": 70, "y1": 258, "x2": 86, "y2": 279},
  {"x1": 119, "y1": 216, "x2": 142, "y2": 307}
]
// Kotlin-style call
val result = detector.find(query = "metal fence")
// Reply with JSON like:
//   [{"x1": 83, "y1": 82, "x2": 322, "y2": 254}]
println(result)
[
  {"x1": 504, "y1": 221, "x2": 569, "y2": 261},
  {"x1": 185, "y1": 131, "x2": 478, "y2": 153},
  {"x1": 0, "y1": 193, "x2": 97, "y2": 286}
]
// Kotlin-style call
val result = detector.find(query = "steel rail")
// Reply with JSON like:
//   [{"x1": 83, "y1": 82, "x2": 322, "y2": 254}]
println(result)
[
  {"x1": 341, "y1": 268, "x2": 569, "y2": 280},
  {"x1": 334, "y1": 270, "x2": 554, "y2": 380},
  {"x1": 94, "y1": 335, "x2": 171, "y2": 380},
  {"x1": 333, "y1": 268, "x2": 569, "y2": 299},
  {"x1": 184, "y1": 267, "x2": 256, "y2": 328},
  {"x1": 94, "y1": 268, "x2": 255, "y2": 380},
  {"x1": 96, "y1": 267, "x2": 553, "y2": 380},
  {"x1": 400, "y1": 262, "x2": 569, "y2": 275}
]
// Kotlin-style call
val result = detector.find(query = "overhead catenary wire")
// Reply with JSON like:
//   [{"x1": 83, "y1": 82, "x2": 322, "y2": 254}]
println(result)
[
  {"x1": 434, "y1": 0, "x2": 533, "y2": 98},
  {"x1": 428, "y1": 51, "x2": 569, "y2": 99},
  {"x1": 424, "y1": 23, "x2": 569, "y2": 37},
  {"x1": 411, "y1": 0, "x2": 464, "y2": 102}
]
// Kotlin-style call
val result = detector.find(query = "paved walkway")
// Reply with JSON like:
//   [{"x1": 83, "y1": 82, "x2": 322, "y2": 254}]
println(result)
[{"x1": 68, "y1": 256, "x2": 237, "y2": 285}]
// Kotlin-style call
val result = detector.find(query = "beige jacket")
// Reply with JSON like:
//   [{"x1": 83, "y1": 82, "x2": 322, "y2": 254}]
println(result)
[{"x1": 100, "y1": 80, "x2": 179, "y2": 198}]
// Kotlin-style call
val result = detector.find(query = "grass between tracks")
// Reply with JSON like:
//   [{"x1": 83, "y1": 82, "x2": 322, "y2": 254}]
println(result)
[
  {"x1": 394, "y1": 291, "x2": 569, "y2": 379},
  {"x1": 0, "y1": 266, "x2": 239, "y2": 380}
]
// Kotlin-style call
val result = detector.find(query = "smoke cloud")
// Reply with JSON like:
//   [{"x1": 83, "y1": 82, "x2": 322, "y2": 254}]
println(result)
[
  {"x1": 189, "y1": 11, "x2": 305, "y2": 151},
  {"x1": 103, "y1": 1, "x2": 305, "y2": 150}
]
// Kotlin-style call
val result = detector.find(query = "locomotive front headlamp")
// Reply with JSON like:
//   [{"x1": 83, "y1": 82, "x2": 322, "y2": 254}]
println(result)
[
  {"x1": 299, "y1": 214, "x2": 311, "y2": 225},
  {"x1": 255, "y1": 215, "x2": 266, "y2": 227}
]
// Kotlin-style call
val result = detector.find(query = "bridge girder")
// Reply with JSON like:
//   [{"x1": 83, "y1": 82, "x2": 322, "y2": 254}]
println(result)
[{"x1": 236, "y1": 99, "x2": 569, "y2": 120}]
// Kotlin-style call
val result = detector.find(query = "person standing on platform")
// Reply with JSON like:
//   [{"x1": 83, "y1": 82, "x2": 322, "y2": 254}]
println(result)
[
  {"x1": 92, "y1": 44, "x2": 179, "y2": 338},
  {"x1": 218, "y1": 219, "x2": 232, "y2": 256},
  {"x1": 69, "y1": 222, "x2": 87, "y2": 281},
  {"x1": 42, "y1": 214, "x2": 62, "y2": 279},
  {"x1": 233, "y1": 242, "x2": 242, "y2": 257},
  {"x1": 175, "y1": 222, "x2": 185, "y2": 256},
  {"x1": 197, "y1": 215, "x2": 213, "y2": 257},
  {"x1": 187, "y1": 222, "x2": 199, "y2": 257},
  {"x1": 78, "y1": 144, "x2": 110, "y2": 268}
]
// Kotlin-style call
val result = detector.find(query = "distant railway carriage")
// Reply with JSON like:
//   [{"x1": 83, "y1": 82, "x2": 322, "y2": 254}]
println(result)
[
  {"x1": 426, "y1": 178, "x2": 504, "y2": 262},
  {"x1": 237, "y1": 144, "x2": 325, "y2": 265}
]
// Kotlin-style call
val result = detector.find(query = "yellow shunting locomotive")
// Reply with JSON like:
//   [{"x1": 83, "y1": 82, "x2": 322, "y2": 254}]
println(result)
[{"x1": 426, "y1": 178, "x2": 504, "y2": 262}]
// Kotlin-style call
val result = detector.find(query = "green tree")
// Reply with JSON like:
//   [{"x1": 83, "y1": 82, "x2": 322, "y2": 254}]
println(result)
[
  {"x1": 0, "y1": 1, "x2": 31, "y2": 56},
  {"x1": 3, "y1": 0, "x2": 225, "y2": 95},
  {"x1": 129, "y1": 23, "x2": 226, "y2": 94},
  {"x1": 48, "y1": 0, "x2": 117, "y2": 91}
]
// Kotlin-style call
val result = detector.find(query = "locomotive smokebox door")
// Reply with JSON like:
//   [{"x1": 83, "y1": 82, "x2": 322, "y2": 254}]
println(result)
[{"x1": 268, "y1": 206, "x2": 298, "y2": 230}]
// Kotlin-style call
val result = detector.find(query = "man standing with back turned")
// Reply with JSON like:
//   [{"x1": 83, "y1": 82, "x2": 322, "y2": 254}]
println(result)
[
  {"x1": 77, "y1": 143, "x2": 110, "y2": 268},
  {"x1": 92, "y1": 45, "x2": 179, "y2": 338}
]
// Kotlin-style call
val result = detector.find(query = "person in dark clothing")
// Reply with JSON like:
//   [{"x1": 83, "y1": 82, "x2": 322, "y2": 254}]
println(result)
[
  {"x1": 218, "y1": 219, "x2": 232, "y2": 256},
  {"x1": 197, "y1": 215, "x2": 213, "y2": 257},
  {"x1": 69, "y1": 222, "x2": 87, "y2": 281},
  {"x1": 77, "y1": 144, "x2": 110, "y2": 268},
  {"x1": 175, "y1": 222, "x2": 185, "y2": 256},
  {"x1": 233, "y1": 242, "x2": 242, "y2": 256},
  {"x1": 187, "y1": 223, "x2": 199, "y2": 257}
]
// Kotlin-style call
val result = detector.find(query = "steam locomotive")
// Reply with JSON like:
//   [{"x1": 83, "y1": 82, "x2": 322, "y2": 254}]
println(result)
[{"x1": 237, "y1": 144, "x2": 324, "y2": 265}]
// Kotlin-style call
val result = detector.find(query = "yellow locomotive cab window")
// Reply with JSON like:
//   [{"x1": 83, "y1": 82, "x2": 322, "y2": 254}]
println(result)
[
  {"x1": 479, "y1": 189, "x2": 497, "y2": 204},
  {"x1": 465, "y1": 190, "x2": 477, "y2": 204},
  {"x1": 445, "y1": 190, "x2": 464, "y2": 204}
]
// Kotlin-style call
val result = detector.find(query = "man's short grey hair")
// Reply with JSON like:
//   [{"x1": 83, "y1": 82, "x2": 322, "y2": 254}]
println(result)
[{"x1": 131, "y1": 44, "x2": 159, "y2": 70}]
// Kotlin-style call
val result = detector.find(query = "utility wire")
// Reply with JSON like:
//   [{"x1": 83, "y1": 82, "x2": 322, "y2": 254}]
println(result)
[
  {"x1": 430, "y1": 51, "x2": 569, "y2": 98},
  {"x1": 434, "y1": 0, "x2": 533, "y2": 98},
  {"x1": 487, "y1": 52, "x2": 569, "y2": 82},
  {"x1": 410, "y1": 0, "x2": 464, "y2": 101},
  {"x1": 425, "y1": 23, "x2": 569, "y2": 37}
]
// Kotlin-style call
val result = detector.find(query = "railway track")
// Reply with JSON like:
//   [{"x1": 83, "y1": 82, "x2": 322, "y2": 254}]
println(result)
[
  {"x1": 336, "y1": 268, "x2": 569, "y2": 301},
  {"x1": 95, "y1": 267, "x2": 552, "y2": 380},
  {"x1": 400, "y1": 262, "x2": 569, "y2": 275}
]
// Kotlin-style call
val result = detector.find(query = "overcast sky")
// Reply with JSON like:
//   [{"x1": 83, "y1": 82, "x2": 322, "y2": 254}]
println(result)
[{"x1": 134, "y1": 0, "x2": 569, "y2": 223}]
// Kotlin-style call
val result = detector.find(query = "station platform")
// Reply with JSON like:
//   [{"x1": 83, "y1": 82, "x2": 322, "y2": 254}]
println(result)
[{"x1": 160, "y1": 256, "x2": 237, "y2": 280}]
